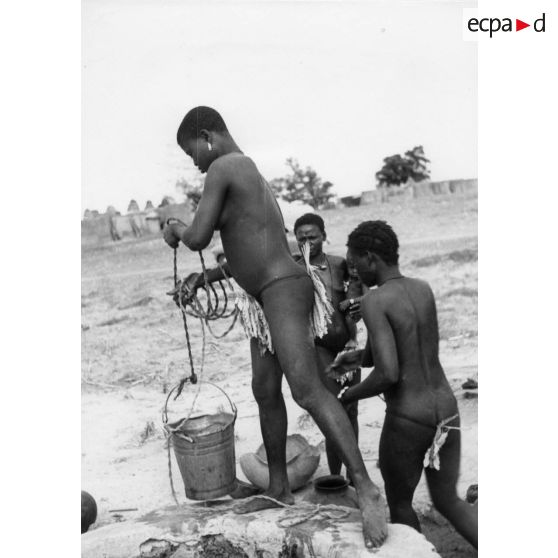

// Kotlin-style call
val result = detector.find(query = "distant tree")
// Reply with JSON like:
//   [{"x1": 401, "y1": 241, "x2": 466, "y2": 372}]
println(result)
[
  {"x1": 175, "y1": 177, "x2": 204, "y2": 211},
  {"x1": 375, "y1": 154, "x2": 409, "y2": 188},
  {"x1": 375, "y1": 145, "x2": 431, "y2": 188},
  {"x1": 268, "y1": 177, "x2": 287, "y2": 197},
  {"x1": 273, "y1": 158, "x2": 334, "y2": 209},
  {"x1": 404, "y1": 146, "x2": 430, "y2": 181}
]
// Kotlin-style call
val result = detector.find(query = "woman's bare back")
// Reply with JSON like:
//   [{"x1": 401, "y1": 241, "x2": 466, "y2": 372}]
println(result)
[{"x1": 377, "y1": 277, "x2": 457, "y2": 425}]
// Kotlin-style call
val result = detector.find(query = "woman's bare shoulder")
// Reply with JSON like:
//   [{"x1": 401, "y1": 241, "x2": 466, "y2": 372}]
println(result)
[
  {"x1": 406, "y1": 276, "x2": 434, "y2": 297},
  {"x1": 361, "y1": 288, "x2": 384, "y2": 310},
  {"x1": 210, "y1": 153, "x2": 257, "y2": 173}
]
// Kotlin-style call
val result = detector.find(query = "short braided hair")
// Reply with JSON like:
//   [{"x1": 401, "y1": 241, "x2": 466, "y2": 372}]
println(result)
[
  {"x1": 294, "y1": 213, "x2": 325, "y2": 235},
  {"x1": 177, "y1": 106, "x2": 228, "y2": 146},
  {"x1": 347, "y1": 221, "x2": 399, "y2": 265}
]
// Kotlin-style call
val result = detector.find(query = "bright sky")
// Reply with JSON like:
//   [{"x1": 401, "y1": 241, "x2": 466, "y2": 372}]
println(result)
[{"x1": 82, "y1": 0, "x2": 477, "y2": 214}]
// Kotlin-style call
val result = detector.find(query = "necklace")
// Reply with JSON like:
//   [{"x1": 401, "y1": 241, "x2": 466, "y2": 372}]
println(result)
[{"x1": 313, "y1": 254, "x2": 328, "y2": 270}]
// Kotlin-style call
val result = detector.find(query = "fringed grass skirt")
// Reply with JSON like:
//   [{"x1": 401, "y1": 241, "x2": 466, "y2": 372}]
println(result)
[{"x1": 236, "y1": 244, "x2": 333, "y2": 355}]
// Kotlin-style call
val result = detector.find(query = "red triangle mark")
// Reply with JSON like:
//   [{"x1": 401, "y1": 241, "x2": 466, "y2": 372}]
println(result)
[{"x1": 516, "y1": 19, "x2": 530, "y2": 31}]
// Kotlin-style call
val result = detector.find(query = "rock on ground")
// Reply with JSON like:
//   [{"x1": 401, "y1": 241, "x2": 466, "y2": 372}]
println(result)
[{"x1": 82, "y1": 501, "x2": 441, "y2": 558}]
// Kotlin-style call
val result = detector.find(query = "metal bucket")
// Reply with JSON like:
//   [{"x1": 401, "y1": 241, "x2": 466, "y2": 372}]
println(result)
[{"x1": 163, "y1": 381, "x2": 237, "y2": 500}]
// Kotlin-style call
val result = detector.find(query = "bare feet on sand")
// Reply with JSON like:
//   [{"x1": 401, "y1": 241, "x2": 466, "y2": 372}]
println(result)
[
  {"x1": 358, "y1": 484, "x2": 389, "y2": 550},
  {"x1": 229, "y1": 479, "x2": 263, "y2": 500},
  {"x1": 233, "y1": 488, "x2": 294, "y2": 514}
]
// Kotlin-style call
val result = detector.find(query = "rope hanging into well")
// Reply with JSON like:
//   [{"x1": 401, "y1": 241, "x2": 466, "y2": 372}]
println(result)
[{"x1": 164, "y1": 219, "x2": 240, "y2": 505}]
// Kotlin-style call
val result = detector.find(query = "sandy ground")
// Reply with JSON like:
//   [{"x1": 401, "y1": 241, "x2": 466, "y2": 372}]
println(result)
[{"x1": 82, "y1": 192, "x2": 478, "y2": 557}]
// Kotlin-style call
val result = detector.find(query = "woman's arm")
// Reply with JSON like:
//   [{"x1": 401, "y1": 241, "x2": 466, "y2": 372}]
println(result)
[
  {"x1": 163, "y1": 159, "x2": 229, "y2": 251},
  {"x1": 361, "y1": 337, "x2": 374, "y2": 367},
  {"x1": 180, "y1": 161, "x2": 229, "y2": 251},
  {"x1": 342, "y1": 294, "x2": 399, "y2": 403},
  {"x1": 193, "y1": 262, "x2": 233, "y2": 288}
]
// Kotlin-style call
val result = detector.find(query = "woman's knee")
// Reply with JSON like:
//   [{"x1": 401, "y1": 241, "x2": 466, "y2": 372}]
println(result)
[
  {"x1": 290, "y1": 382, "x2": 322, "y2": 410},
  {"x1": 252, "y1": 384, "x2": 279, "y2": 407},
  {"x1": 290, "y1": 388, "x2": 313, "y2": 410},
  {"x1": 250, "y1": 343, "x2": 283, "y2": 404},
  {"x1": 251, "y1": 374, "x2": 282, "y2": 405}
]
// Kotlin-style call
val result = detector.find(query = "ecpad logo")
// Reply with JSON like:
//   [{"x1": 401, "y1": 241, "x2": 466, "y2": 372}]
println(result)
[{"x1": 466, "y1": 12, "x2": 546, "y2": 38}]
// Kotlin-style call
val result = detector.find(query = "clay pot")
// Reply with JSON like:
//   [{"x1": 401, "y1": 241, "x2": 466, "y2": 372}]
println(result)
[
  {"x1": 302, "y1": 475, "x2": 359, "y2": 509},
  {"x1": 239, "y1": 434, "x2": 320, "y2": 491}
]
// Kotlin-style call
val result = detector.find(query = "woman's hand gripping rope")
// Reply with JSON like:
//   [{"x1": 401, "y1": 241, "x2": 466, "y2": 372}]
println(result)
[{"x1": 167, "y1": 273, "x2": 199, "y2": 307}]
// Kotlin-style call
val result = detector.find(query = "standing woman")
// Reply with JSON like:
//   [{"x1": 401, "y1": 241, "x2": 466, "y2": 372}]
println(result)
[{"x1": 163, "y1": 106, "x2": 388, "y2": 550}]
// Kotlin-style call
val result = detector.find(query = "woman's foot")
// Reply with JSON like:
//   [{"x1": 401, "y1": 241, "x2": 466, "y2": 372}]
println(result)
[
  {"x1": 357, "y1": 483, "x2": 389, "y2": 550},
  {"x1": 229, "y1": 479, "x2": 263, "y2": 500}
]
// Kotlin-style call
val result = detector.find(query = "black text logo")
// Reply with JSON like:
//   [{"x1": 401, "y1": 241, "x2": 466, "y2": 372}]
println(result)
[{"x1": 467, "y1": 13, "x2": 545, "y2": 38}]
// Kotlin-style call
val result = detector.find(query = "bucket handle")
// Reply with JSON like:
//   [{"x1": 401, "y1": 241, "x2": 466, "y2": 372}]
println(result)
[{"x1": 162, "y1": 380, "x2": 237, "y2": 426}]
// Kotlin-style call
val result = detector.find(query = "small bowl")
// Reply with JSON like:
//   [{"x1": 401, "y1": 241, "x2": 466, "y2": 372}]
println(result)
[
  {"x1": 303, "y1": 474, "x2": 358, "y2": 508},
  {"x1": 313, "y1": 474, "x2": 349, "y2": 492}
]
